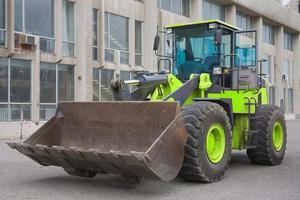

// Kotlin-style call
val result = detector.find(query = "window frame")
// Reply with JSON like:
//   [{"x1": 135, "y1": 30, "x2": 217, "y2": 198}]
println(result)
[
  {"x1": 287, "y1": 88, "x2": 294, "y2": 113},
  {"x1": 0, "y1": 58, "x2": 32, "y2": 122},
  {"x1": 262, "y1": 54, "x2": 272, "y2": 83},
  {"x1": 0, "y1": 0, "x2": 7, "y2": 47},
  {"x1": 283, "y1": 59, "x2": 293, "y2": 82},
  {"x1": 39, "y1": 36, "x2": 56, "y2": 54},
  {"x1": 92, "y1": 8, "x2": 99, "y2": 61},
  {"x1": 105, "y1": 12, "x2": 130, "y2": 64},
  {"x1": 135, "y1": 20, "x2": 143, "y2": 66},
  {"x1": 284, "y1": 31, "x2": 293, "y2": 51},
  {"x1": 263, "y1": 22, "x2": 275, "y2": 45},
  {"x1": 14, "y1": 0, "x2": 55, "y2": 38},
  {"x1": 39, "y1": 62, "x2": 75, "y2": 121},
  {"x1": 268, "y1": 86, "x2": 276, "y2": 105},
  {"x1": 157, "y1": 0, "x2": 191, "y2": 17},
  {"x1": 203, "y1": 0, "x2": 225, "y2": 21},
  {"x1": 14, "y1": 0, "x2": 56, "y2": 53},
  {"x1": 92, "y1": 68, "x2": 115, "y2": 102},
  {"x1": 62, "y1": 0, "x2": 75, "y2": 57},
  {"x1": 120, "y1": 70, "x2": 137, "y2": 92},
  {"x1": 236, "y1": 11, "x2": 252, "y2": 30}
]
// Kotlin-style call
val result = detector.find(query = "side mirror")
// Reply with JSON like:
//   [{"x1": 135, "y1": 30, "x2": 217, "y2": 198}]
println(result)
[
  {"x1": 214, "y1": 29, "x2": 222, "y2": 46},
  {"x1": 153, "y1": 35, "x2": 160, "y2": 51},
  {"x1": 157, "y1": 58, "x2": 171, "y2": 73}
]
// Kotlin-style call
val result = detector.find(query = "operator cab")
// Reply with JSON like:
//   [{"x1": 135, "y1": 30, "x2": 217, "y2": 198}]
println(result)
[
  {"x1": 155, "y1": 20, "x2": 258, "y2": 90},
  {"x1": 172, "y1": 22, "x2": 233, "y2": 81}
]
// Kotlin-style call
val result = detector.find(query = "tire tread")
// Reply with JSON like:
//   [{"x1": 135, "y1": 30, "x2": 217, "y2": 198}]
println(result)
[
  {"x1": 181, "y1": 101, "x2": 232, "y2": 183},
  {"x1": 247, "y1": 105, "x2": 287, "y2": 165}
]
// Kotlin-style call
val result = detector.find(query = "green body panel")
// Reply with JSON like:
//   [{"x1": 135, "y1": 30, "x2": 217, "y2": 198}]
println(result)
[
  {"x1": 149, "y1": 74, "x2": 268, "y2": 150},
  {"x1": 150, "y1": 74, "x2": 183, "y2": 101},
  {"x1": 198, "y1": 73, "x2": 212, "y2": 90},
  {"x1": 207, "y1": 88, "x2": 268, "y2": 114},
  {"x1": 150, "y1": 74, "x2": 208, "y2": 105},
  {"x1": 231, "y1": 114, "x2": 249, "y2": 149}
]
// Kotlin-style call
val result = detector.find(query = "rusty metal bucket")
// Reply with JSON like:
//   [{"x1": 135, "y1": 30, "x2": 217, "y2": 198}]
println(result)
[{"x1": 7, "y1": 102, "x2": 187, "y2": 181}]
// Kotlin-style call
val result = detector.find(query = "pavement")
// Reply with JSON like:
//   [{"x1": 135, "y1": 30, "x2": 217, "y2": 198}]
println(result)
[{"x1": 0, "y1": 120, "x2": 300, "y2": 200}]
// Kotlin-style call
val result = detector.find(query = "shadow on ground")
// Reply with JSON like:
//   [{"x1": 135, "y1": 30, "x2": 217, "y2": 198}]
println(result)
[{"x1": 19, "y1": 151, "x2": 258, "y2": 193}]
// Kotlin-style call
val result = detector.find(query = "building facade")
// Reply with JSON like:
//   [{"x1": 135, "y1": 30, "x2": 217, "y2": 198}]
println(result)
[{"x1": 0, "y1": 0, "x2": 300, "y2": 137}]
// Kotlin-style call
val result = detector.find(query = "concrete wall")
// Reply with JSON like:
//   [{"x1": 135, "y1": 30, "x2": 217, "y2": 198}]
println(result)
[{"x1": 0, "y1": 122, "x2": 45, "y2": 139}]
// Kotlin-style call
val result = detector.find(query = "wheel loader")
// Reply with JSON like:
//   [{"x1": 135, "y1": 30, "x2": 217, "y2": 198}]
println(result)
[{"x1": 7, "y1": 20, "x2": 287, "y2": 183}]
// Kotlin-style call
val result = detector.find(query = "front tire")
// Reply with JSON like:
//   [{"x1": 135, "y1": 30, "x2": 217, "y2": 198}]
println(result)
[
  {"x1": 180, "y1": 102, "x2": 232, "y2": 183},
  {"x1": 247, "y1": 105, "x2": 287, "y2": 165}
]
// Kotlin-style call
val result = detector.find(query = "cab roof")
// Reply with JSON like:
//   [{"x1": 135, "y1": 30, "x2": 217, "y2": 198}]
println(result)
[{"x1": 166, "y1": 19, "x2": 240, "y2": 31}]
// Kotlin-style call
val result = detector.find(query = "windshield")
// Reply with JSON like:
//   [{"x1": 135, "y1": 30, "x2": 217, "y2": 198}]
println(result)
[
  {"x1": 235, "y1": 31, "x2": 257, "y2": 67},
  {"x1": 173, "y1": 26, "x2": 232, "y2": 80}
]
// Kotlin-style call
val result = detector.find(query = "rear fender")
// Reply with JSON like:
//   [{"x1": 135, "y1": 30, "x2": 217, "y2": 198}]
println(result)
[{"x1": 193, "y1": 98, "x2": 234, "y2": 127}]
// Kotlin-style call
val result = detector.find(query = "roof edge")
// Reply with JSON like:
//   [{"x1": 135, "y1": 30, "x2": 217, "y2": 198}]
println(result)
[{"x1": 166, "y1": 19, "x2": 240, "y2": 30}]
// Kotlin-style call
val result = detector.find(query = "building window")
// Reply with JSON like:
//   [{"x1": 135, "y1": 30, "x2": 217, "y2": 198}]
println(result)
[
  {"x1": 268, "y1": 87, "x2": 276, "y2": 105},
  {"x1": 236, "y1": 11, "x2": 253, "y2": 38},
  {"x1": 288, "y1": 89, "x2": 294, "y2": 113},
  {"x1": 40, "y1": 63, "x2": 56, "y2": 104},
  {"x1": 40, "y1": 62, "x2": 74, "y2": 121},
  {"x1": 0, "y1": 59, "x2": 8, "y2": 121},
  {"x1": 0, "y1": 58, "x2": 32, "y2": 122},
  {"x1": 105, "y1": 12, "x2": 129, "y2": 64},
  {"x1": 120, "y1": 70, "x2": 130, "y2": 80},
  {"x1": 284, "y1": 31, "x2": 293, "y2": 51},
  {"x1": 93, "y1": 68, "x2": 114, "y2": 101},
  {"x1": 263, "y1": 23, "x2": 275, "y2": 45},
  {"x1": 236, "y1": 11, "x2": 252, "y2": 30},
  {"x1": 14, "y1": 0, "x2": 22, "y2": 32},
  {"x1": 58, "y1": 64, "x2": 74, "y2": 101},
  {"x1": 0, "y1": 0, "x2": 6, "y2": 46},
  {"x1": 14, "y1": 0, "x2": 55, "y2": 53},
  {"x1": 120, "y1": 71, "x2": 137, "y2": 92},
  {"x1": 262, "y1": 54, "x2": 272, "y2": 83},
  {"x1": 62, "y1": 0, "x2": 75, "y2": 57},
  {"x1": 40, "y1": 37, "x2": 55, "y2": 53},
  {"x1": 14, "y1": 0, "x2": 54, "y2": 37},
  {"x1": 203, "y1": 0, "x2": 225, "y2": 20},
  {"x1": 283, "y1": 59, "x2": 291, "y2": 81},
  {"x1": 157, "y1": 0, "x2": 190, "y2": 17},
  {"x1": 134, "y1": 0, "x2": 144, "y2": 3},
  {"x1": 162, "y1": 32, "x2": 173, "y2": 71},
  {"x1": 135, "y1": 20, "x2": 143, "y2": 66},
  {"x1": 40, "y1": 62, "x2": 56, "y2": 120},
  {"x1": 92, "y1": 9, "x2": 99, "y2": 60}
]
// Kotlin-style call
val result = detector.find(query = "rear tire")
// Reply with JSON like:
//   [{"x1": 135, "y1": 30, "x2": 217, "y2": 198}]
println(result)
[
  {"x1": 180, "y1": 102, "x2": 232, "y2": 183},
  {"x1": 247, "y1": 105, "x2": 287, "y2": 165},
  {"x1": 64, "y1": 168, "x2": 97, "y2": 178}
]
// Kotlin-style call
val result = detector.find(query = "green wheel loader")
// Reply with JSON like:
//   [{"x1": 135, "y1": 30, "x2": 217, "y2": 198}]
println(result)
[{"x1": 7, "y1": 20, "x2": 287, "y2": 183}]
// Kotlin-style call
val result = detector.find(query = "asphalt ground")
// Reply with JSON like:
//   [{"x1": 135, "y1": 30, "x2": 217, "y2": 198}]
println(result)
[{"x1": 0, "y1": 120, "x2": 299, "y2": 200}]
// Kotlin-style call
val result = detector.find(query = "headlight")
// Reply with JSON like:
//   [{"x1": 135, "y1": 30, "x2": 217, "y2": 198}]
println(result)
[
  {"x1": 166, "y1": 28, "x2": 173, "y2": 34},
  {"x1": 213, "y1": 67, "x2": 222, "y2": 75},
  {"x1": 208, "y1": 23, "x2": 218, "y2": 29}
]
